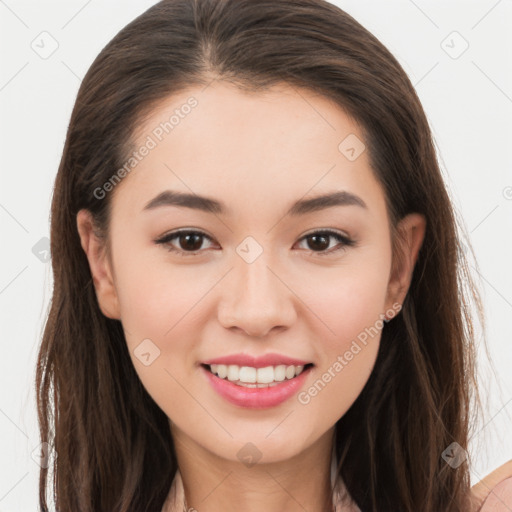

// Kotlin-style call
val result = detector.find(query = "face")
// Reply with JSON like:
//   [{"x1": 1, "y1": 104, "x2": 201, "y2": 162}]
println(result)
[{"x1": 78, "y1": 81, "x2": 424, "y2": 466}]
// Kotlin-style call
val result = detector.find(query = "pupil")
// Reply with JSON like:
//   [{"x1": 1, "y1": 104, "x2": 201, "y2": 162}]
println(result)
[
  {"x1": 181, "y1": 233, "x2": 202, "y2": 251},
  {"x1": 309, "y1": 235, "x2": 328, "y2": 251}
]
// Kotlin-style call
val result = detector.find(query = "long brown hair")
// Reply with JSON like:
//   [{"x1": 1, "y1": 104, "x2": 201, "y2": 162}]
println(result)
[{"x1": 36, "y1": 0, "x2": 486, "y2": 510}]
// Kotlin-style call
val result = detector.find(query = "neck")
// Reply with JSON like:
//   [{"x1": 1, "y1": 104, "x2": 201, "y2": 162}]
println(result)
[{"x1": 170, "y1": 426, "x2": 336, "y2": 512}]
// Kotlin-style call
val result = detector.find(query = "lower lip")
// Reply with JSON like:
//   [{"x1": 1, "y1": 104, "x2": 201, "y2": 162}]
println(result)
[{"x1": 201, "y1": 365, "x2": 313, "y2": 409}]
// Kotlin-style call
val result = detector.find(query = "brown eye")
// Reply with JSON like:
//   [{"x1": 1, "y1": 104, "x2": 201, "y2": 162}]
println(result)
[
  {"x1": 155, "y1": 228, "x2": 356, "y2": 258},
  {"x1": 177, "y1": 232, "x2": 204, "y2": 251},
  {"x1": 296, "y1": 230, "x2": 355, "y2": 254},
  {"x1": 155, "y1": 230, "x2": 215, "y2": 256},
  {"x1": 306, "y1": 233, "x2": 330, "y2": 251}
]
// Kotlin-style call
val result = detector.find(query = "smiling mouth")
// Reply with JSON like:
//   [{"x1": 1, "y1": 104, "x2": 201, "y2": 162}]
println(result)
[{"x1": 201, "y1": 363, "x2": 314, "y2": 388}]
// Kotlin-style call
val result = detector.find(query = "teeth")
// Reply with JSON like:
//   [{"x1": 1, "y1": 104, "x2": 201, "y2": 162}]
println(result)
[
  {"x1": 208, "y1": 364, "x2": 307, "y2": 385},
  {"x1": 216, "y1": 364, "x2": 228, "y2": 379}
]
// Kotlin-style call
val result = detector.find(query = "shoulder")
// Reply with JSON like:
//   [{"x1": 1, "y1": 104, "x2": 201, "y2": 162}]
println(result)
[{"x1": 470, "y1": 459, "x2": 512, "y2": 511}]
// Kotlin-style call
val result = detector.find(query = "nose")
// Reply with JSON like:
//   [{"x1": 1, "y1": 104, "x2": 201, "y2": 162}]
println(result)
[{"x1": 217, "y1": 253, "x2": 297, "y2": 338}]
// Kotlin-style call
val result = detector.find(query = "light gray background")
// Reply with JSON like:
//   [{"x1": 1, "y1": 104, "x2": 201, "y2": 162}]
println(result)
[{"x1": 1, "y1": 0, "x2": 511, "y2": 510}]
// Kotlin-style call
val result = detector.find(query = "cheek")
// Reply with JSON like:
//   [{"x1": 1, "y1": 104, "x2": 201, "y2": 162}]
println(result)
[
  {"x1": 299, "y1": 251, "x2": 391, "y2": 348},
  {"x1": 114, "y1": 258, "x2": 208, "y2": 415},
  {"x1": 113, "y1": 245, "x2": 211, "y2": 342},
  {"x1": 111, "y1": 247, "x2": 214, "y2": 403},
  {"x1": 293, "y1": 252, "x2": 390, "y2": 418},
  {"x1": 296, "y1": 284, "x2": 385, "y2": 426}
]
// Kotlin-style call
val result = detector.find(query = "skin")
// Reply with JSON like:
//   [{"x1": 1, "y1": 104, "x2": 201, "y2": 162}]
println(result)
[
  {"x1": 77, "y1": 81, "x2": 426, "y2": 512},
  {"x1": 471, "y1": 460, "x2": 512, "y2": 511}
]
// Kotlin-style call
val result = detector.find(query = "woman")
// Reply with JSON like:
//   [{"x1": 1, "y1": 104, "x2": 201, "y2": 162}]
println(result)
[{"x1": 36, "y1": 0, "x2": 511, "y2": 510}]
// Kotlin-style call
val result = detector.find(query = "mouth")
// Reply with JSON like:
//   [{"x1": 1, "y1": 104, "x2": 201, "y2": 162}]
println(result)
[
  {"x1": 201, "y1": 362, "x2": 314, "y2": 408},
  {"x1": 201, "y1": 362, "x2": 315, "y2": 388}
]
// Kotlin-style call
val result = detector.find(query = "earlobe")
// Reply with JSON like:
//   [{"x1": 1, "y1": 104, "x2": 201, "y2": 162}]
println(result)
[
  {"x1": 385, "y1": 213, "x2": 426, "y2": 309},
  {"x1": 76, "y1": 209, "x2": 121, "y2": 320}
]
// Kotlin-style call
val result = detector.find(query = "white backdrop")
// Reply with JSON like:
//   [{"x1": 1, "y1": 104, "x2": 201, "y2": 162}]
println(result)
[{"x1": 0, "y1": 0, "x2": 511, "y2": 510}]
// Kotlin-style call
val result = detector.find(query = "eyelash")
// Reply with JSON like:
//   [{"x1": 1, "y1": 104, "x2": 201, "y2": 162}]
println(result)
[{"x1": 154, "y1": 229, "x2": 356, "y2": 257}]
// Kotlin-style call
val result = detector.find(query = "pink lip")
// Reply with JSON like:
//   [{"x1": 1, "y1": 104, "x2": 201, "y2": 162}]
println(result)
[
  {"x1": 201, "y1": 353, "x2": 312, "y2": 368},
  {"x1": 201, "y1": 364, "x2": 313, "y2": 409}
]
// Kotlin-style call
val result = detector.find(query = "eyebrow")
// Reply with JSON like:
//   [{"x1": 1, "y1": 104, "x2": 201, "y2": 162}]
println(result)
[{"x1": 142, "y1": 189, "x2": 367, "y2": 216}]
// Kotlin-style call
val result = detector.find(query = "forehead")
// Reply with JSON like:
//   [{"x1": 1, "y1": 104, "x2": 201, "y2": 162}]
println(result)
[{"x1": 112, "y1": 81, "x2": 386, "y2": 222}]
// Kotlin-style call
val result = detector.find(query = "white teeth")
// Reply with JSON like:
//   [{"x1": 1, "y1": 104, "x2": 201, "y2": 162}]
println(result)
[
  {"x1": 227, "y1": 365, "x2": 239, "y2": 381},
  {"x1": 285, "y1": 365, "x2": 296, "y2": 379},
  {"x1": 256, "y1": 366, "x2": 275, "y2": 384},
  {"x1": 216, "y1": 364, "x2": 227, "y2": 379},
  {"x1": 207, "y1": 363, "x2": 309, "y2": 384},
  {"x1": 239, "y1": 366, "x2": 256, "y2": 383},
  {"x1": 274, "y1": 365, "x2": 286, "y2": 382}
]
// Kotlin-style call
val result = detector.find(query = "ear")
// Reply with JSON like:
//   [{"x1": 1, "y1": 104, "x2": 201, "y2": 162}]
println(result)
[
  {"x1": 385, "y1": 213, "x2": 426, "y2": 311},
  {"x1": 76, "y1": 209, "x2": 121, "y2": 320}
]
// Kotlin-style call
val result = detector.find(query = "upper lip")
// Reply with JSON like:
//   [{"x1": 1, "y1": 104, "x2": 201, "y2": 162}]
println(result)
[{"x1": 201, "y1": 353, "x2": 313, "y2": 369}]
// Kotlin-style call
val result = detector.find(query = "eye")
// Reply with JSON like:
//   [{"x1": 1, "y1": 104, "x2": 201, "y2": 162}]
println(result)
[
  {"x1": 154, "y1": 228, "x2": 356, "y2": 257},
  {"x1": 154, "y1": 229, "x2": 216, "y2": 256},
  {"x1": 295, "y1": 229, "x2": 356, "y2": 255}
]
